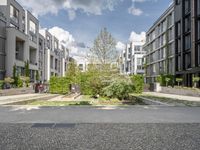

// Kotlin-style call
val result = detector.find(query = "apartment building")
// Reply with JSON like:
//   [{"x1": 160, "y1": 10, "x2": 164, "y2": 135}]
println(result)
[
  {"x1": 0, "y1": 0, "x2": 39, "y2": 81},
  {"x1": 120, "y1": 41, "x2": 146, "y2": 75},
  {"x1": 144, "y1": 4, "x2": 175, "y2": 83},
  {"x1": 0, "y1": 0, "x2": 69, "y2": 82},
  {"x1": 174, "y1": 0, "x2": 200, "y2": 87},
  {"x1": 40, "y1": 30, "x2": 69, "y2": 81}
]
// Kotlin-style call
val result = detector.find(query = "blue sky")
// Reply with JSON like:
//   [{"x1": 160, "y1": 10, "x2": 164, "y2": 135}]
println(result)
[{"x1": 18, "y1": 0, "x2": 173, "y2": 55}]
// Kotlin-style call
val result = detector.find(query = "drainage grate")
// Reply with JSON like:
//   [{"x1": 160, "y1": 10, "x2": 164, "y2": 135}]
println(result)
[
  {"x1": 31, "y1": 123, "x2": 76, "y2": 128},
  {"x1": 31, "y1": 123, "x2": 55, "y2": 128}
]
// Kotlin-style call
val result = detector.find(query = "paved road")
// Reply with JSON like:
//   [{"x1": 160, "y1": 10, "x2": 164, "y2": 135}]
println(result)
[
  {"x1": 1, "y1": 106, "x2": 200, "y2": 149},
  {"x1": 0, "y1": 105, "x2": 200, "y2": 123}
]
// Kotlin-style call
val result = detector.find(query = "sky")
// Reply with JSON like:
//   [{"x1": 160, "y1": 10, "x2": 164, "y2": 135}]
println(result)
[{"x1": 17, "y1": 0, "x2": 173, "y2": 58}]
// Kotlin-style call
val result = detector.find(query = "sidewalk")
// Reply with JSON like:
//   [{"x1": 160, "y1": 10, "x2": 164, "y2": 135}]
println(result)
[
  {"x1": 144, "y1": 92, "x2": 200, "y2": 102},
  {"x1": 0, "y1": 94, "x2": 59, "y2": 105}
]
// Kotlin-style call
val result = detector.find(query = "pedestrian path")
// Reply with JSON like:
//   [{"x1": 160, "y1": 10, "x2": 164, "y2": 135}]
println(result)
[
  {"x1": 0, "y1": 94, "x2": 58, "y2": 105},
  {"x1": 144, "y1": 92, "x2": 200, "y2": 102}
]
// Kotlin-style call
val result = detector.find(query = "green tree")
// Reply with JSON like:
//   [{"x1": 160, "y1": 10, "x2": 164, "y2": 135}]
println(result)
[
  {"x1": 12, "y1": 64, "x2": 17, "y2": 86},
  {"x1": 176, "y1": 78, "x2": 183, "y2": 87},
  {"x1": 193, "y1": 77, "x2": 200, "y2": 88},
  {"x1": 25, "y1": 60, "x2": 30, "y2": 77},
  {"x1": 90, "y1": 28, "x2": 117, "y2": 67},
  {"x1": 131, "y1": 75, "x2": 144, "y2": 94}
]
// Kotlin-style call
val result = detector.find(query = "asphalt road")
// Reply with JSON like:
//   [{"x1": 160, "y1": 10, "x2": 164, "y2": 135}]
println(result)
[{"x1": 0, "y1": 106, "x2": 200, "y2": 149}]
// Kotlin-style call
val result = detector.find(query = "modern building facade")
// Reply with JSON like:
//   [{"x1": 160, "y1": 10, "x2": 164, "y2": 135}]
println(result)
[
  {"x1": 144, "y1": 4, "x2": 175, "y2": 83},
  {"x1": 174, "y1": 0, "x2": 200, "y2": 87},
  {"x1": 120, "y1": 40, "x2": 146, "y2": 75},
  {"x1": 0, "y1": 0, "x2": 69, "y2": 81}
]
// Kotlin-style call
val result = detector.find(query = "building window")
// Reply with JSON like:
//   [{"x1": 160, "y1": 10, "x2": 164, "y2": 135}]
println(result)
[
  {"x1": 10, "y1": 5, "x2": 19, "y2": 24},
  {"x1": 177, "y1": 55, "x2": 181, "y2": 71},
  {"x1": 184, "y1": 16, "x2": 191, "y2": 33},
  {"x1": 198, "y1": 44, "x2": 200, "y2": 65},
  {"x1": 197, "y1": 0, "x2": 200, "y2": 15},
  {"x1": 176, "y1": 21, "x2": 181, "y2": 37},
  {"x1": 176, "y1": 0, "x2": 180, "y2": 5},
  {"x1": 184, "y1": 0, "x2": 190, "y2": 14},
  {"x1": 184, "y1": 34, "x2": 191, "y2": 50},
  {"x1": 185, "y1": 52, "x2": 191, "y2": 69},
  {"x1": 29, "y1": 20, "x2": 36, "y2": 34},
  {"x1": 198, "y1": 19, "x2": 200, "y2": 40},
  {"x1": 176, "y1": 38, "x2": 181, "y2": 53}
]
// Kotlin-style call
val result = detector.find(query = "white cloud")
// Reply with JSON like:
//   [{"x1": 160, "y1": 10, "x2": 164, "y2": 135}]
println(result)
[
  {"x1": 41, "y1": 26, "x2": 90, "y2": 57},
  {"x1": 129, "y1": 31, "x2": 146, "y2": 43},
  {"x1": 129, "y1": 0, "x2": 159, "y2": 16},
  {"x1": 17, "y1": 0, "x2": 120, "y2": 20},
  {"x1": 128, "y1": 7, "x2": 143, "y2": 16},
  {"x1": 116, "y1": 41, "x2": 125, "y2": 51}
]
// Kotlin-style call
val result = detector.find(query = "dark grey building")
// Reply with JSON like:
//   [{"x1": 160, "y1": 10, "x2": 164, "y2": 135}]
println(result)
[
  {"x1": 0, "y1": 6, "x2": 6, "y2": 80},
  {"x1": 174, "y1": 0, "x2": 200, "y2": 87},
  {"x1": 144, "y1": 4, "x2": 175, "y2": 83}
]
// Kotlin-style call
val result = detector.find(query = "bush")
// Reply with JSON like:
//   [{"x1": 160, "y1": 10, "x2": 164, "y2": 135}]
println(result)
[
  {"x1": 0, "y1": 80, "x2": 4, "y2": 89},
  {"x1": 79, "y1": 73, "x2": 94, "y2": 95},
  {"x1": 131, "y1": 75, "x2": 144, "y2": 93},
  {"x1": 103, "y1": 79, "x2": 133, "y2": 100},
  {"x1": 49, "y1": 76, "x2": 70, "y2": 94},
  {"x1": 176, "y1": 78, "x2": 183, "y2": 86},
  {"x1": 157, "y1": 74, "x2": 175, "y2": 87},
  {"x1": 16, "y1": 75, "x2": 23, "y2": 88}
]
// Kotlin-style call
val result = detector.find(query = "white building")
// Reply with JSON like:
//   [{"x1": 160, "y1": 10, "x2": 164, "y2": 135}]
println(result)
[{"x1": 120, "y1": 39, "x2": 146, "y2": 75}]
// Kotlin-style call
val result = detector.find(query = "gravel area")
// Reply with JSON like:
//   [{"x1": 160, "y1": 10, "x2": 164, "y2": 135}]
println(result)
[{"x1": 0, "y1": 123, "x2": 200, "y2": 150}]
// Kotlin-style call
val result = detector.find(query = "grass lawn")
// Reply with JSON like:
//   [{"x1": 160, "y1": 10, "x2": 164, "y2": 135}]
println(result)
[
  {"x1": 8, "y1": 95, "x2": 146, "y2": 106},
  {"x1": 140, "y1": 94, "x2": 200, "y2": 107}
]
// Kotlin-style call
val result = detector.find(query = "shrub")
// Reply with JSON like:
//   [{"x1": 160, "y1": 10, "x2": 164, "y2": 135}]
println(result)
[
  {"x1": 157, "y1": 74, "x2": 175, "y2": 87},
  {"x1": 131, "y1": 75, "x2": 144, "y2": 93},
  {"x1": 193, "y1": 77, "x2": 200, "y2": 88},
  {"x1": 4, "y1": 77, "x2": 14, "y2": 84},
  {"x1": 49, "y1": 76, "x2": 70, "y2": 94},
  {"x1": 0, "y1": 80, "x2": 4, "y2": 89},
  {"x1": 16, "y1": 75, "x2": 23, "y2": 88},
  {"x1": 103, "y1": 79, "x2": 133, "y2": 100},
  {"x1": 176, "y1": 78, "x2": 183, "y2": 86},
  {"x1": 20, "y1": 76, "x2": 30, "y2": 87},
  {"x1": 79, "y1": 73, "x2": 94, "y2": 95}
]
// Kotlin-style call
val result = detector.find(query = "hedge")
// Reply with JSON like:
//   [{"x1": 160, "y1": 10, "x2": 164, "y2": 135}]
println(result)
[
  {"x1": 0, "y1": 80, "x2": 4, "y2": 89},
  {"x1": 157, "y1": 74, "x2": 175, "y2": 87},
  {"x1": 49, "y1": 76, "x2": 70, "y2": 94},
  {"x1": 131, "y1": 75, "x2": 144, "y2": 93}
]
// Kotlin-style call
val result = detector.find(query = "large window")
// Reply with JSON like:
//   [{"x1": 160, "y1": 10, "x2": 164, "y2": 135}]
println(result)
[
  {"x1": 176, "y1": 0, "x2": 180, "y2": 5},
  {"x1": 198, "y1": 0, "x2": 200, "y2": 15},
  {"x1": 184, "y1": 16, "x2": 191, "y2": 33},
  {"x1": 10, "y1": 5, "x2": 19, "y2": 23},
  {"x1": 0, "y1": 55, "x2": 5, "y2": 70},
  {"x1": 177, "y1": 55, "x2": 181, "y2": 71},
  {"x1": 185, "y1": 52, "x2": 191, "y2": 69},
  {"x1": 184, "y1": 0, "x2": 190, "y2": 14},
  {"x1": 0, "y1": 38, "x2": 5, "y2": 53},
  {"x1": 184, "y1": 34, "x2": 191, "y2": 50},
  {"x1": 176, "y1": 21, "x2": 181, "y2": 37},
  {"x1": 29, "y1": 20, "x2": 36, "y2": 34},
  {"x1": 198, "y1": 44, "x2": 200, "y2": 65},
  {"x1": 198, "y1": 19, "x2": 200, "y2": 40}
]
